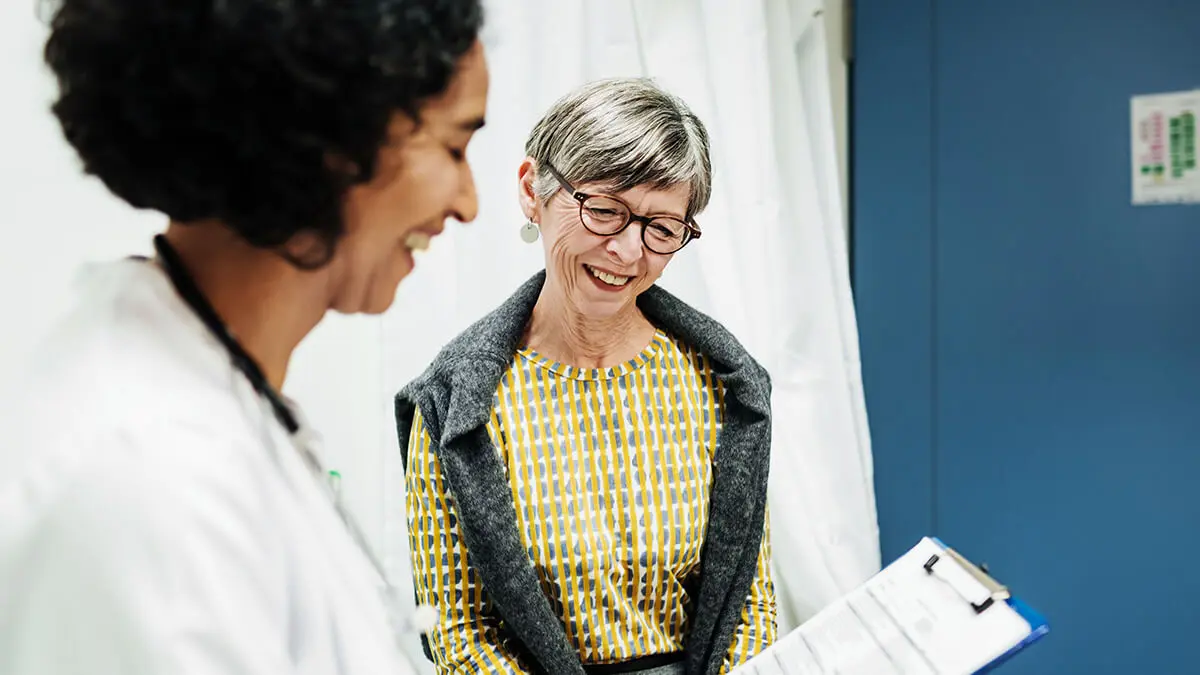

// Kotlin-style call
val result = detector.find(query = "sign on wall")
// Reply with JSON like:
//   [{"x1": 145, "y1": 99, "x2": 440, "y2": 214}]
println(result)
[{"x1": 1131, "y1": 89, "x2": 1199, "y2": 205}]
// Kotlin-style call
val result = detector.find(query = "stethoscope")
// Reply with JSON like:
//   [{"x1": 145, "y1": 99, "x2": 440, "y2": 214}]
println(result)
[{"x1": 151, "y1": 234, "x2": 433, "y2": 643}]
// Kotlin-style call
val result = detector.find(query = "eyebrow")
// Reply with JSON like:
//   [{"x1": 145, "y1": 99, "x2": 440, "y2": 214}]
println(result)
[{"x1": 589, "y1": 188, "x2": 687, "y2": 220}]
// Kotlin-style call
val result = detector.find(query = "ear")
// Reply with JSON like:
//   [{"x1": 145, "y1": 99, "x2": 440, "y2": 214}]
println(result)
[{"x1": 517, "y1": 156, "x2": 539, "y2": 222}]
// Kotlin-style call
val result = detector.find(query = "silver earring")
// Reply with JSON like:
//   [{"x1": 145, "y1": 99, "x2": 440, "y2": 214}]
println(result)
[{"x1": 519, "y1": 219, "x2": 540, "y2": 243}]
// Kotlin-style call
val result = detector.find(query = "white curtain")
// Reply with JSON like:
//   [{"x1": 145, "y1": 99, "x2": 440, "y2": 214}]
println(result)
[{"x1": 374, "y1": 0, "x2": 880, "y2": 662}]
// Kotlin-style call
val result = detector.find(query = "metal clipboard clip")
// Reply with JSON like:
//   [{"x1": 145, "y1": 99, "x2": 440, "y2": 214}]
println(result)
[{"x1": 922, "y1": 545, "x2": 1011, "y2": 614}]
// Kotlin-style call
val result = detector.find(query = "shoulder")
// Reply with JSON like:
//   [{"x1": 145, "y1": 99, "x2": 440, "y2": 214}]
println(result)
[
  {"x1": 0, "y1": 260, "x2": 270, "y2": 520},
  {"x1": 657, "y1": 330, "x2": 723, "y2": 380},
  {"x1": 1, "y1": 271, "x2": 252, "y2": 475},
  {"x1": 0, "y1": 261, "x2": 294, "y2": 671},
  {"x1": 640, "y1": 284, "x2": 771, "y2": 386}
]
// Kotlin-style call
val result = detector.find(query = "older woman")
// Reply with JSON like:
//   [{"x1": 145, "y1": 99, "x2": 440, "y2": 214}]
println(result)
[{"x1": 397, "y1": 78, "x2": 776, "y2": 675}]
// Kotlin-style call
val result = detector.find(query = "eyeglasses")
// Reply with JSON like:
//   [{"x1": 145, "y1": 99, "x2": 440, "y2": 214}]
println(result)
[{"x1": 543, "y1": 162, "x2": 701, "y2": 255}]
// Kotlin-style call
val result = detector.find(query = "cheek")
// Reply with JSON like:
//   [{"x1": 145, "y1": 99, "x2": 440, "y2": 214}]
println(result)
[
  {"x1": 348, "y1": 152, "x2": 455, "y2": 241},
  {"x1": 342, "y1": 184, "x2": 406, "y2": 247},
  {"x1": 547, "y1": 229, "x2": 582, "y2": 288},
  {"x1": 544, "y1": 215, "x2": 591, "y2": 265},
  {"x1": 373, "y1": 173, "x2": 429, "y2": 231}
]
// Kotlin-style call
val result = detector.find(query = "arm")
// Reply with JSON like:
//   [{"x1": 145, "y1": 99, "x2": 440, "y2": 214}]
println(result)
[
  {"x1": 405, "y1": 409, "x2": 528, "y2": 675},
  {"x1": 721, "y1": 510, "x2": 779, "y2": 673}
]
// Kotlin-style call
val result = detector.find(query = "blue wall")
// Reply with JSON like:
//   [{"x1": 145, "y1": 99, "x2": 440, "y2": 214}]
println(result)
[{"x1": 854, "y1": 1, "x2": 1200, "y2": 672}]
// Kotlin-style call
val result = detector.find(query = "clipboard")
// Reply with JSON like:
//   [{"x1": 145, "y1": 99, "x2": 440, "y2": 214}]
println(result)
[
  {"x1": 730, "y1": 536, "x2": 1050, "y2": 675},
  {"x1": 925, "y1": 537, "x2": 1050, "y2": 674},
  {"x1": 974, "y1": 596, "x2": 1050, "y2": 674}
]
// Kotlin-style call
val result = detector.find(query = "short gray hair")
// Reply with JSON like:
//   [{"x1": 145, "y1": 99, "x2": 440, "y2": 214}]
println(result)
[{"x1": 524, "y1": 77, "x2": 712, "y2": 220}]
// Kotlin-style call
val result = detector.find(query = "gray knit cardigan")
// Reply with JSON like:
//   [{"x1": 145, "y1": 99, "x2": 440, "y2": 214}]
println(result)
[{"x1": 394, "y1": 271, "x2": 773, "y2": 675}]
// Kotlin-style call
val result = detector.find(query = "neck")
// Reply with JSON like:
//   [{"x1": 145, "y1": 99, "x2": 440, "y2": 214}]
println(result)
[
  {"x1": 525, "y1": 276, "x2": 655, "y2": 368},
  {"x1": 161, "y1": 222, "x2": 329, "y2": 390}
]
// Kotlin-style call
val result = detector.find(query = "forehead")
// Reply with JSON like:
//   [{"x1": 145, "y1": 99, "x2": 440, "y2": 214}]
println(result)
[{"x1": 420, "y1": 40, "x2": 488, "y2": 128}]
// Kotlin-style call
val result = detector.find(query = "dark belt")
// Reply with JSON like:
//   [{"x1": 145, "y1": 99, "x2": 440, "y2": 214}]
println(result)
[{"x1": 583, "y1": 652, "x2": 685, "y2": 675}]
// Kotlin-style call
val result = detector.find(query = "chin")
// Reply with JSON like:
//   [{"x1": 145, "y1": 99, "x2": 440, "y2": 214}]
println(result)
[
  {"x1": 331, "y1": 275, "x2": 407, "y2": 316},
  {"x1": 569, "y1": 276, "x2": 636, "y2": 314},
  {"x1": 359, "y1": 255, "x2": 415, "y2": 313},
  {"x1": 329, "y1": 294, "x2": 390, "y2": 316},
  {"x1": 368, "y1": 288, "x2": 402, "y2": 314}
]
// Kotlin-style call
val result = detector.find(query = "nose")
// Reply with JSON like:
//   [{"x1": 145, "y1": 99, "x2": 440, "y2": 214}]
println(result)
[
  {"x1": 449, "y1": 161, "x2": 479, "y2": 223},
  {"x1": 605, "y1": 221, "x2": 644, "y2": 264}
]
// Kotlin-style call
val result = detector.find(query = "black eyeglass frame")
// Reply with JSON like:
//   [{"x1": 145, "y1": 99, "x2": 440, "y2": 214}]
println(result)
[{"x1": 542, "y1": 162, "x2": 702, "y2": 254}]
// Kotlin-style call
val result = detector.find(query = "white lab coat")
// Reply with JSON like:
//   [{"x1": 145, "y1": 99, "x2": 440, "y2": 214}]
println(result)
[{"x1": 0, "y1": 259, "x2": 420, "y2": 675}]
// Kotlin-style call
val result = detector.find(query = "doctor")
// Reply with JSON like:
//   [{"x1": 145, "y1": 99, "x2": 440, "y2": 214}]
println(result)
[{"x1": 0, "y1": 0, "x2": 487, "y2": 673}]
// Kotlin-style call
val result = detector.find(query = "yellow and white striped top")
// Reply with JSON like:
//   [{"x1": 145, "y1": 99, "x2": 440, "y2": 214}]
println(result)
[{"x1": 406, "y1": 329, "x2": 776, "y2": 674}]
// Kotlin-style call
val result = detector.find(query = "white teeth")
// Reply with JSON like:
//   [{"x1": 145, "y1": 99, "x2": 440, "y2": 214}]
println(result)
[
  {"x1": 586, "y1": 264, "x2": 632, "y2": 287},
  {"x1": 405, "y1": 232, "x2": 431, "y2": 252}
]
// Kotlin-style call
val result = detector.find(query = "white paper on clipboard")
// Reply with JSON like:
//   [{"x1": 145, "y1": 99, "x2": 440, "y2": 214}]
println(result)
[{"x1": 730, "y1": 538, "x2": 1036, "y2": 675}]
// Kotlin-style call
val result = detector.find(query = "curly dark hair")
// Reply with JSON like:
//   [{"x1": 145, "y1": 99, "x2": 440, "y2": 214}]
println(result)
[{"x1": 43, "y1": 0, "x2": 484, "y2": 267}]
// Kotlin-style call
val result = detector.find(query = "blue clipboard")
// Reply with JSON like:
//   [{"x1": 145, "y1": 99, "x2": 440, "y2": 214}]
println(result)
[
  {"x1": 973, "y1": 596, "x2": 1050, "y2": 674},
  {"x1": 927, "y1": 537, "x2": 1050, "y2": 674}
]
